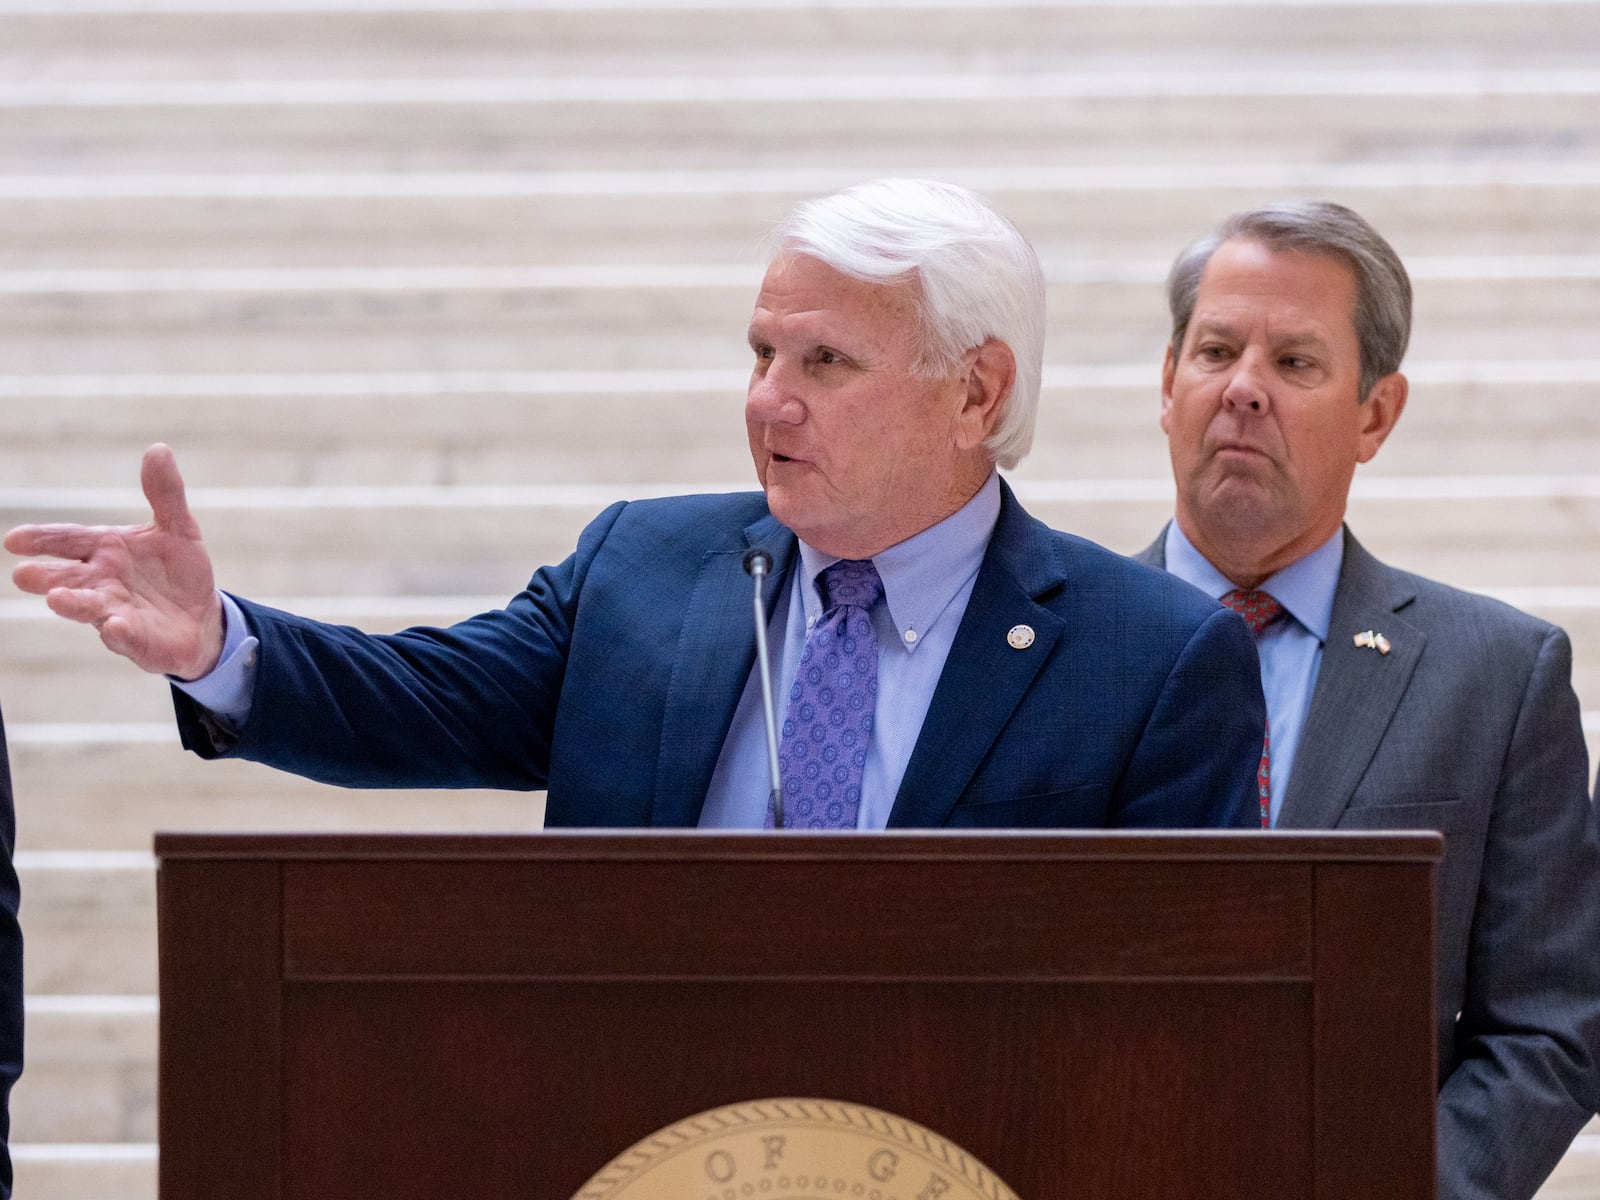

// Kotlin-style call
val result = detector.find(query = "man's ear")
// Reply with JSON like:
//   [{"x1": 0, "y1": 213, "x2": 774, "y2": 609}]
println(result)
[
  {"x1": 952, "y1": 338, "x2": 1017, "y2": 452},
  {"x1": 1159, "y1": 344, "x2": 1177, "y2": 435},
  {"x1": 1356, "y1": 372, "x2": 1408, "y2": 464}
]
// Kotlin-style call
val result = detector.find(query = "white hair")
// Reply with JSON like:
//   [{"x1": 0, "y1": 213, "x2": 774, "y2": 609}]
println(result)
[{"x1": 771, "y1": 178, "x2": 1046, "y2": 470}]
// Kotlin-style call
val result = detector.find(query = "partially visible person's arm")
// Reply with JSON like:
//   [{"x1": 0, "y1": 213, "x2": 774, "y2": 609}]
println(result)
[{"x1": 0, "y1": 705, "x2": 23, "y2": 1199}]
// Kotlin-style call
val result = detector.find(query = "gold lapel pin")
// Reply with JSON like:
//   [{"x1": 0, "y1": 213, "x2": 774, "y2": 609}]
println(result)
[
  {"x1": 1006, "y1": 624, "x2": 1035, "y2": 650},
  {"x1": 1353, "y1": 630, "x2": 1392, "y2": 655}
]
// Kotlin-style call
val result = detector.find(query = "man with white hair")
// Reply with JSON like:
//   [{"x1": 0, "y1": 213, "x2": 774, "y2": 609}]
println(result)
[{"x1": 8, "y1": 179, "x2": 1263, "y2": 831}]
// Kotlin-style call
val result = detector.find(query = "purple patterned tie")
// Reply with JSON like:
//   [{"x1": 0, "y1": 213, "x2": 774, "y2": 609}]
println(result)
[
  {"x1": 1219, "y1": 588, "x2": 1285, "y2": 828},
  {"x1": 771, "y1": 559, "x2": 884, "y2": 829}
]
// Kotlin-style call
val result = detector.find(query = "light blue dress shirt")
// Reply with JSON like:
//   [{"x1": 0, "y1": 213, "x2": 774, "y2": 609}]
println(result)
[
  {"x1": 1163, "y1": 523, "x2": 1343, "y2": 827},
  {"x1": 178, "y1": 474, "x2": 1003, "y2": 831}
]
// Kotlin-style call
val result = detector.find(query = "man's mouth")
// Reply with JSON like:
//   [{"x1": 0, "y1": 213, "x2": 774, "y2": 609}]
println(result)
[{"x1": 1213, "y1": 440, "x2": 1266, "y2": 459}]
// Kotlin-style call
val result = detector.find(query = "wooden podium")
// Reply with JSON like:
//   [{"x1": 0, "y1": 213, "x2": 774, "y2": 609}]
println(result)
[{"x1": 155, "y1": 830, "x2": 1440, "y2": 1199}]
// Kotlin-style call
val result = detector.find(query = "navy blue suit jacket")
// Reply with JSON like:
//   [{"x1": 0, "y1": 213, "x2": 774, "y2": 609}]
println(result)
[{"x1": 177, "y1": 483, "x2": 1264, "y2": 829}]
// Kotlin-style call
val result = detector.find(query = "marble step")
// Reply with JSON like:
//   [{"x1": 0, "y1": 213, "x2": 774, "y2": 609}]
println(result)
[
  {"x1": 5, "y1": 1, "x2": 1592, "y2": 1195},
  {"x1": 1539, "y1": 1129, "x2": 1600, "y2": 1199},
  {"x1": 21, "y1": 858, "x2": 156, "y2": 995},
  {"x1": 11, "y1": 1145, "x2": 156, "y2": 1200},
  {"x1": 8, "y1": 178, "x2": 1600, "y2": 270},
  {"x1": 6, "y1": 2, "x2": 1598, "y2": 82},
  {"x1": 1, "y1": 274, "x2": 1597, "y2": 373},
  {"x1": 3, "y1": 701, "x2": 1597, "y2": 861},
  {"x1": 4, "y1": 487, "x2": 1600, "y2": 594},
  {"x1": 7, "y1": 732, "x2": 545, "y2": 852},
  {"x1": 10, "y1": 712, "x2": 1600, "y2": 851},
  {"x1": 6, "y1": 594, "x2": 1600, "y2": 728},
  {"x1": 3, "y1": 90, "x2": 1598, "y2": 176},
  {"x1": 13, "y1": 998, "x2": 155, "y2": 1144},
  {"x1": 0, "y1": 373, "x2": 1593, "y2": 487}
]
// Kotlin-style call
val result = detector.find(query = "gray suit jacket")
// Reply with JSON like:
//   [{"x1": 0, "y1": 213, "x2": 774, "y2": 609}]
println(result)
[{"x1": 1139, "y1": 526, "x2": 1600, "y2": 1200}]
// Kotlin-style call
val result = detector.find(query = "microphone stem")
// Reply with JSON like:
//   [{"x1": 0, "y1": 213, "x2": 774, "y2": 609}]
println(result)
[{"x1": 749, "y1": 561, "x2": 785, "y2": 829}]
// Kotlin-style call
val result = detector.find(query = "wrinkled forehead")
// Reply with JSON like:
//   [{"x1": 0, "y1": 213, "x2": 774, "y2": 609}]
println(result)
[
  {"x1": 1192, "y1": 239, "x2": 1361, "y2": 341},
  {"x1": 751, "y1": 253, "x2": 923, "y2": 336}
]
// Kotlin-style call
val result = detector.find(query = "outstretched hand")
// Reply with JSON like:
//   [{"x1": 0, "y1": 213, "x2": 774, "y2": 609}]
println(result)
[{"x1": 5, "y1": 443, "x2": 225, "y2": 680}]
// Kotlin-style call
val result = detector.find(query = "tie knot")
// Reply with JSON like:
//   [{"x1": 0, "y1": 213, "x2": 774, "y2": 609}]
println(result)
[
  {"x1": 819, "y1": 558, "x2": 883, "y2": 612},
  {"x1": 1220, "y1": 588, "x2": 1285, "y2": 636}
]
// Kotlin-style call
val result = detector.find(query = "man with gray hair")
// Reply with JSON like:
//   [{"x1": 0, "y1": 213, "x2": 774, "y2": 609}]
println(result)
[
  {"x1": 8, "y1": 178, "x2": 1264, "y2": 832},
  {"x1": 1138, "y1": 199, "x2": 1600, "y2": 1198}
]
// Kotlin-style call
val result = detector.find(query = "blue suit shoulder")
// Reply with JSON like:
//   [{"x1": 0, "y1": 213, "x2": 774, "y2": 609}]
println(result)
[
  {"x1": 597, "y1": 491, "x2": 773, "y2": 548},
  {"x1": 539, "y1": 490, "x2": 777, "y2": 600}
]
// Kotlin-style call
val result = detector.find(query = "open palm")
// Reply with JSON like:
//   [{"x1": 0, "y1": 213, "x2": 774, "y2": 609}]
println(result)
[{"x1": 5, "y1": 444, "x2": 225, "y2": 680}]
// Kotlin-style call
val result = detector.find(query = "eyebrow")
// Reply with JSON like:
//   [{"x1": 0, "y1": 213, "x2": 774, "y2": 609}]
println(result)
[
  {"x1": 1190, "y1": 319, "x2": 1331, "y2": 352},
  {"x1": 1272, "y1": 332, "x2": 1333, "y2": 354},
  {"x1": 1188, "y1": 318, "x2": 1241, "y2": 342}
]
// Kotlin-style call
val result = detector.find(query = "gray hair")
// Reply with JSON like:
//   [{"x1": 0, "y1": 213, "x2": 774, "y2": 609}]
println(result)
[
  {"x1": 773, "y1": 178, "x2": 1046, "y2": 470},
  {"x1": 1166, "y1": 200, "x2": 1412, "y2": 402}
]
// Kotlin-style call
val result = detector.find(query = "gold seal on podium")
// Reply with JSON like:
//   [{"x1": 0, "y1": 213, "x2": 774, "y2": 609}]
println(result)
[{"x1": 572, "y1": 1097, "x2": 1021, "y2": 1200}]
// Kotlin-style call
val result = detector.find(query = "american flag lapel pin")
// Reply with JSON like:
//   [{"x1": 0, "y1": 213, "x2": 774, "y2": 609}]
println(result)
[{"x1": 1353, "y1": 630, "x2": 1391, "y2": 656}]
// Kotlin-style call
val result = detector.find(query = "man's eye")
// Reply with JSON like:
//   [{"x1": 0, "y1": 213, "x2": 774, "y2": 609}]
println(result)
[
  {"x1": 1281, "y1": 356, "x2": 1310, "y2": 370},
  {"x1": 816, "y1": 349, "x2": 840, "y2": 365},
  {"x1": 1199, "y1": 345, "x2": 1231, "y2": 361},
  {"x1": 752, "y1": 344, "x2": 773, "y2": 361}
]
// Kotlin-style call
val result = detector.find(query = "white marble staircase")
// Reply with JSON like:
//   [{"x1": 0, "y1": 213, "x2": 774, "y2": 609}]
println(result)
[{"x1": 1, "y1": 0, "x2": 1597, "y2": 1196}]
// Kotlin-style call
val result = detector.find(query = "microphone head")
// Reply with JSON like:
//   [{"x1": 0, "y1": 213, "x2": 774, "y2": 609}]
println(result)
[{"x1": 742, "y1": 548, "x2": 774, "y2": 577}]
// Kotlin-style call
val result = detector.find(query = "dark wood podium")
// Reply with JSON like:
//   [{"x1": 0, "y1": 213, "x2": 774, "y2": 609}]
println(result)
[{"x1": 155, "y1": 831, "x2": 1440, "y2": 1199}]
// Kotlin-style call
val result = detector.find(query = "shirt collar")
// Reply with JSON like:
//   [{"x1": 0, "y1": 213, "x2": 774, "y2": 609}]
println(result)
[
  {"x1": 796, "y1": 471, "x2": 1001, "y2": 651},
  {"x1": 1164, "y1": 521, "x2": 1343, "y2": 643}
]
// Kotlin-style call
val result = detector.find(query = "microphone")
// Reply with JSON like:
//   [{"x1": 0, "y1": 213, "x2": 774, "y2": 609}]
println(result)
[{"x1": 742, "y1": 547, "x2": 784, "y2": 829}]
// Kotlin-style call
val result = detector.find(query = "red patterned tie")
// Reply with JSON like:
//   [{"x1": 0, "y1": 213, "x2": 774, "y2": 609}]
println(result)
[{"x1": 1219, "y1": 589, "x2": 1285, "y2": 828}]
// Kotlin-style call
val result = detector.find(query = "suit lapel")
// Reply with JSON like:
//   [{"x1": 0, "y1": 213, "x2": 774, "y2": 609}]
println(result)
[
  {"x1": 1277, "y1": 532, "x2": 1424, "y2": 829},
  {"x1": 888, "y1": 484, "x2": 1066, "y2": 828},
  {"x1": 651, "y1": 514, "x2": 796, "y2": 827}
]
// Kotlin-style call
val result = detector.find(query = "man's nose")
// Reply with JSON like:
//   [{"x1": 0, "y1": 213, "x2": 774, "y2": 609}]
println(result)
[
  {"x1": 1220, "y1": 352, "x2": 1271, "y2": 414},
  {"x1": 746, "y1": 358, "x2": 805, "y2": 424}
]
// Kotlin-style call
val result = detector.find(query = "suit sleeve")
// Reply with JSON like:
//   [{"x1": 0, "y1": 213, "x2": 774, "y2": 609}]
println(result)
[
  {"x1": 0, "y1": 708, "x2": 22, "y2": 1199},
  {"x1": 1117, "y1": 605, "x2": 1265, "y2": 829},
  {"x1": 1436, "y1": 626, "x2": 1600, "y2": 1200},
  {"x1": 173, "y1": 501, "x2": 629, "y2": 790}
]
